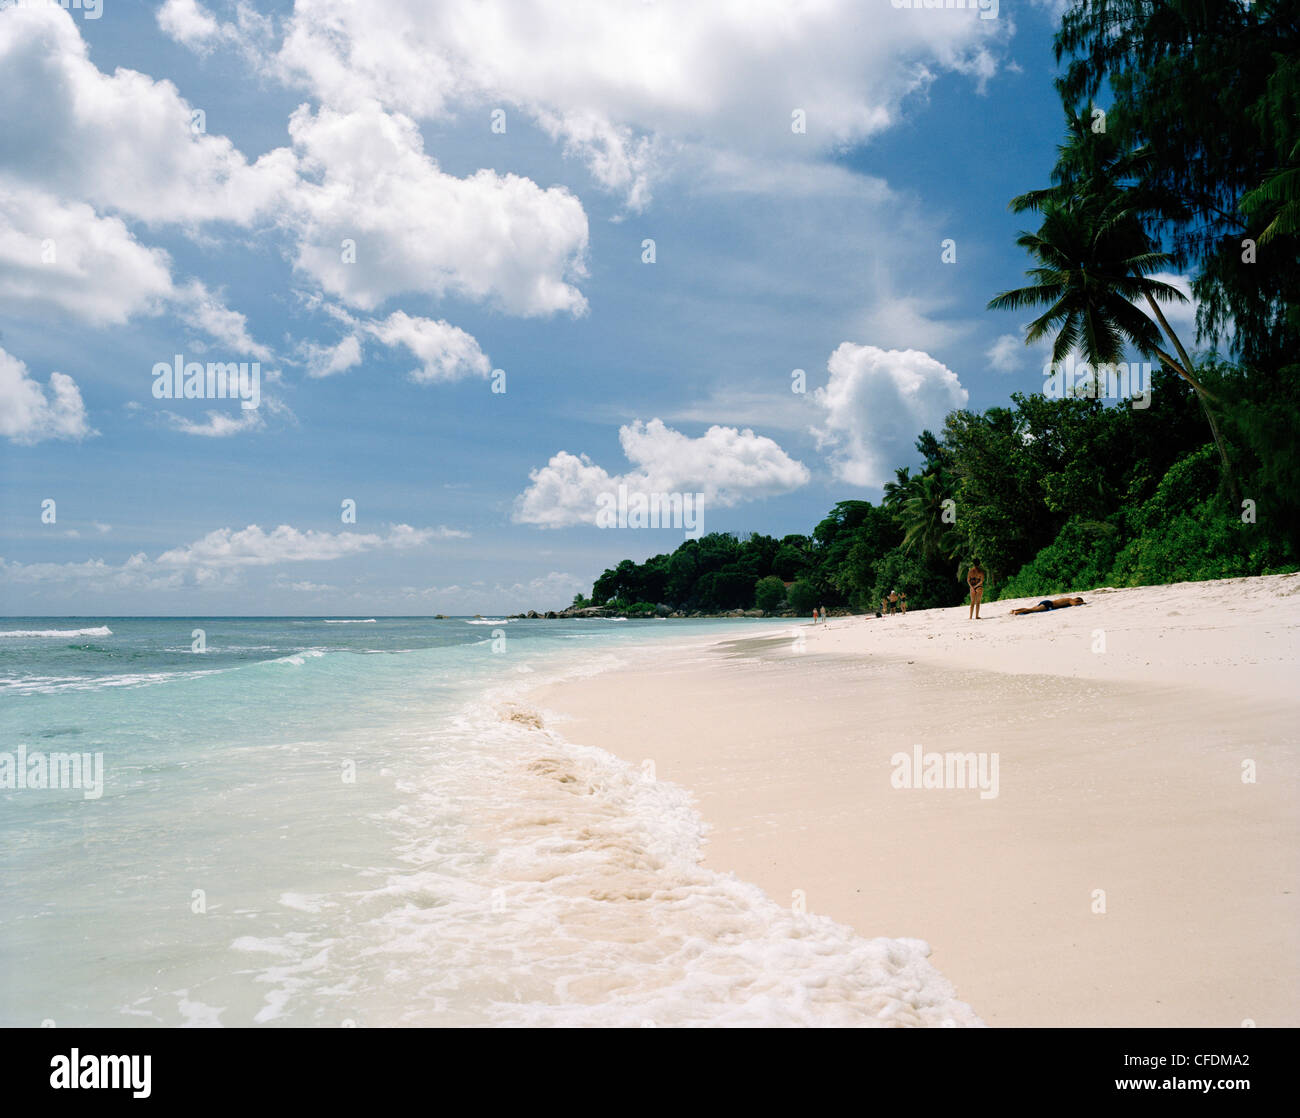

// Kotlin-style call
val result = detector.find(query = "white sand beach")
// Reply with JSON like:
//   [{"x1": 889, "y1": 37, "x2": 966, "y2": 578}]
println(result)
[{"x1": 530, "y1": 573, "x2": 1300, "y2": 1027}]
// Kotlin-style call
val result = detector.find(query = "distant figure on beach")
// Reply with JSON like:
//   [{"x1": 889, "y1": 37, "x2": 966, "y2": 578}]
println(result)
[
  {"x1": 899, "y1": 592, "x2": 908, "y2": 615},
  {"x1": 966, "y1": 561, "x2": 986, "y2": 620},
  {"x1": 888, "y1": 590, "x2": 899, "y2": 614},
  {"x1": 819, "y1": 605, "x2": 826, "y2": 624},
  {"x1": 881, "y1": 596, "x2": 889, "y2": 616},
  {"x1": 1010, "y1": 596, "x2": 1087, "y2": 615},
  {"x1": 811, "y1": 607, "x2": 819, "y2": 623}
]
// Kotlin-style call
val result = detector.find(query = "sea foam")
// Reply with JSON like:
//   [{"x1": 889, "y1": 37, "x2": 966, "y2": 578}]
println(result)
[
  {"x1": 0, "y1": 626, "x2": 113, "y2": 638},
  {"x1": 221, "y1": 655, "x2": 982, "y2": 1027}
]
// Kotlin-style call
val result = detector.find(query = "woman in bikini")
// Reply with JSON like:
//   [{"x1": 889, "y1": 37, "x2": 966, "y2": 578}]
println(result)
[{"x1": 966, "y1": 561, "x2": 986, "y2": 620}]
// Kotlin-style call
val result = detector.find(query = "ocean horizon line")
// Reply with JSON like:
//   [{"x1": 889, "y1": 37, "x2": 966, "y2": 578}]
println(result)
[{"x1": 0, "y1": 614, "x2": 540, "y2": 620}]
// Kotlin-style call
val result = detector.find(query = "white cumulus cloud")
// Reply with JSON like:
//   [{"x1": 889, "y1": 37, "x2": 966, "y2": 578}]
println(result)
[
  {"x1": 364, "y1": 312, "x2": 491, "y2": 382},
  {"x1": 0, "y1": 521, "x2": 469, "y2": 598},
  {"x1": 812, "y1": 343, "x2": 969, "y2": 488},
  {"x1": 0, "y1": 5, "x2": 295, "y2": 227},
  {"x1": 0, "y1": 187, "x2": 274, "y2": 357},
  {"x1": 259, "y1": 0, "x2": 1009, "y2": 208},
  {"x1": 155, "y1": 523, "x2": 448, "y2": 568},
  {"x1": 2, "y1": 8, "x2": 590, "y2": 353},
  {"x1": 986, "y1": 333, "x2": 1027, "y2": 374},
  {"x1": 0, "y1": 345, "x2": 93, "y2": 444},
  {"x1": 161, "y1": 409, "x2": 266, "y2": 438},
  {"x1": 514, "y1": 418, "x2": 810, "y2": 528},
  {"x1": 297, "y1": 306, "x2": 493, "y2": 383},
  {"x1": 156, "y1": 0, "x2": 224, "y2": 52},
  {"x1": 174, "y1": 281, "x2": 274, "y2": 361},
  {"x1": 301, "y1": 333, "x2": 364, "y2": 379},
  {"x1": 284, "y1": 102, "x2": 589, "y2": 316},
  {"x1": 0, "y1": 188, "x2": 173, "y2": 325}
]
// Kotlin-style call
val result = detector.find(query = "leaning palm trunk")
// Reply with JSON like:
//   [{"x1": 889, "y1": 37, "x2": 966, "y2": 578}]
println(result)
[{"x1": 1142, "y1": 293, "x2": 1242, "y2": 506}]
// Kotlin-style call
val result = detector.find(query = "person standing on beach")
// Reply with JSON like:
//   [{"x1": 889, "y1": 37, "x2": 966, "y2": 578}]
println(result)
[
  {"x1": 967, "y1": 561, "x2": 987, "y2": 620},
  {"x1": 899, "y1": 592, "x2": 908, "y2": 615},
  {"x1": 818, "y1": 605, "x2": 826, "y2": 624},
  {"x1": 888, "y1": 590, "x2": 899, "y2": 614}
]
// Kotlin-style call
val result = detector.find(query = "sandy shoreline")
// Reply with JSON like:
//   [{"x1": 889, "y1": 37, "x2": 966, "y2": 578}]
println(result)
[{"x1": 528, "y1": 574, "x2": 1300, "y2": 1026}]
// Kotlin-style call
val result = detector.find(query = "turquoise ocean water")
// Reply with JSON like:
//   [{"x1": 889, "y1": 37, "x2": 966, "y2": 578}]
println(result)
[{"x1": 0, "y1": 616, "x2": 977, "y2": 1027}]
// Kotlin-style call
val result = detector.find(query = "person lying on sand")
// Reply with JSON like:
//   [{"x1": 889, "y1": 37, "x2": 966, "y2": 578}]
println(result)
[{"x1": 1010, "y1": 596, "x2": 1087, "y2": 615}]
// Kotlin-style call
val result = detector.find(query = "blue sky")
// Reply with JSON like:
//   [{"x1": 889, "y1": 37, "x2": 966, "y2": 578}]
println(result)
[{"x1": 1, "y1": 0, "x2": 1115, "y2": 615}]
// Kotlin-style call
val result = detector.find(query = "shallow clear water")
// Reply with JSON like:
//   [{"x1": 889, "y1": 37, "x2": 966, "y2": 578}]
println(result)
[{"x1": 0, "y1": 617, "x2": 978, "y2": 1027}]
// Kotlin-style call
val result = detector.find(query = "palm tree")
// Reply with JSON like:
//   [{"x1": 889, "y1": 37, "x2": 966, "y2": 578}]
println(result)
[
  {"x1": 990, "y1": 111, "x2": 1240, "y2": 503},
  {"x1": 1241, "y1": 138, "x2": 1300, "y2": 246},
  {"x1": 882, "y1": 466, "x2": 914, "y2": 511},
  {"x1": 901, "y1": 473, "x2": 959, "y2": 560}
]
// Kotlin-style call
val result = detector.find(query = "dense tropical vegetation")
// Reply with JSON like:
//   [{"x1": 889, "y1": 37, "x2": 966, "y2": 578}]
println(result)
[{"x1": 583, "y1": 1, "x2": 1298, "y2": 617}]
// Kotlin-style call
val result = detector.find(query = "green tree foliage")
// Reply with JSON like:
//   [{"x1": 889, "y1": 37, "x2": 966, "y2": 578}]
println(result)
[
  {"x1": 998, "y1": 517, "x2": 1125, "y2": 599},
  {"x1": 754, "y1": 575, "x2": 787, "y2": 613},
  {"x1": 989, "y1": 109, "x2": 1240, "y2": 500},
  {"x1": 583, "y1": 384, "x2": 1291, "y2": 615},
  {"x1": 901, "y1": 472, "x2": 959, "y2": 560},
  {"x1": 1054, "y1": 0, "x2": 1299, "y2": 374},
  {"x1": 785, "y1": 579, "x2": 819, "y2": 616},
  {"x1": 1221, "y1": 361, "x2": 1300, "y2": 559},
  {"x1": 830, "y1": 504, "x2": 902, "y2": 610}
]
